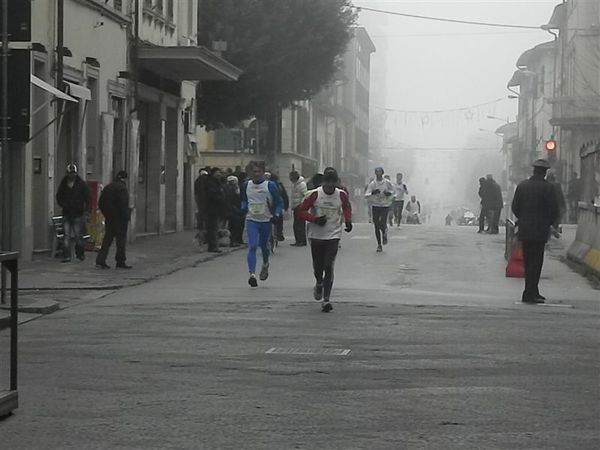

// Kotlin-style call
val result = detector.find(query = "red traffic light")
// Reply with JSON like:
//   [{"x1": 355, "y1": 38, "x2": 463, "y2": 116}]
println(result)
[{"x1": 544, "y1": 139, "x2": 557, "y2": 152}]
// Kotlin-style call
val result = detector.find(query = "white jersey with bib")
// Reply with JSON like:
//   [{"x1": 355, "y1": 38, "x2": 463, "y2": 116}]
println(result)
[{"x1": 246, "y1": 180, "x2": 273, "y2": 222}]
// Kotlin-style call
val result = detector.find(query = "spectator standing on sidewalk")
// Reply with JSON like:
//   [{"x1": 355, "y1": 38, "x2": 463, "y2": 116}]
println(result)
[
  {"x1": 546, "y1": 173, "x2": 567, "y2": 232},
  {"x1": 290, "y1": 171, "x2": 308, "y2": 247},
  {"x1": 205, "y1": 167, "x2": 226, "y2": 253},
  {"x1": 56, "y1": 164, "x2": 91, "y2": 262},
  {"x1": 225, "y1": 175, "x2": 244, "y2": 247},
  {"x1": 194, "y1": 169, "x2": 209, "y2": 243},
  {"x1": 486, "y1": 174, "x2": 503, "y2": 234},
  {"x1": 269, "y1": 173, "x2": 289, "y2": 242},
  {"x1": 96, "y1": 171, "x2": 131, "y2": 269},
  {"x1": 478, "y1": 177, "x2": 491, "y2": 233},
  {"x1": 511, "y1": 159, "x2": 559, "y2": 304},
  {"x1": 566, "y1": 171, "x2": 581, "y2": 223}
]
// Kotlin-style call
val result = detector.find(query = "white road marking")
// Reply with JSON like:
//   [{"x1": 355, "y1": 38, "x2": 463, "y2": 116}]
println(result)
[
  {"x1": 266, "y1": 347, "x2": 351, "y2": 356},
  {"x1": 513, "y1": 302, "x2": 574, "y2": 308}
]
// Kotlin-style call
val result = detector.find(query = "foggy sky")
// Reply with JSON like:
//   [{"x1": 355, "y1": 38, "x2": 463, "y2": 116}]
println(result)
[{"x1": 354, "y1": 1, "x2": 558, "y2": 215}]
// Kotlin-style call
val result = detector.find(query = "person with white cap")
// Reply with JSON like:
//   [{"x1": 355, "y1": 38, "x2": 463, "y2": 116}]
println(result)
[
  {"x1": 56, "y1": 164, "x2": 91, "y2": 262},
  {"x1": 225, "y1": 174, "x2": 244, "y2": 247},
  {"x1": 511, "y1": 159, "x2": 560, "y2": 304}
]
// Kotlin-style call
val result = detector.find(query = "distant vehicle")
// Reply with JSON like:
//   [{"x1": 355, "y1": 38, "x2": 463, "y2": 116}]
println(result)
[{"x1": 457, "y1": 210, "x2": 477, "y2": 226}]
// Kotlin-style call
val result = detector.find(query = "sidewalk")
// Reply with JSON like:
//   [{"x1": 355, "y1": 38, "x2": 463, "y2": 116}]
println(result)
[{"x1": 0, "y1": 230, "x2": 242, "y2": 322}]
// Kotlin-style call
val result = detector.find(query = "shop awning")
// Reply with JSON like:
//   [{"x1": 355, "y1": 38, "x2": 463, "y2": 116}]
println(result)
[
  {"x1": 30, "y1": 75, "x2": 77, "y2": 102},
  {"x1": 138, "y1": 46, "x2": 243, "y2": 82},
  {"x1": 64, "y1": 81, "x2": 91, "y2": 101}
]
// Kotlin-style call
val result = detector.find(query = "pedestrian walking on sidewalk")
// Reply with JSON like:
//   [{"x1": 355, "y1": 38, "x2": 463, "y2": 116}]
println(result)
[
  {"x1": 194, "y1": 169, "x2": 209, "y2": 244},
  {"x1": 241, "y1": 161, "x2": 283, "y2": 287},
  {"x1": 511, "y1": 159, "x2": 560, "y2": 304},
  {"x1": 290, "y1": 171, "x2": 308, "y2": 246},
  {"x1": 365, "y1": 167, "x2": 394, "y2": 252},
  {"x1": 96, "y1": 171, "x2": 131, "y2": 269},
  {"x1": 56, "y1": 164, "x2": 91, "y2": 262},
  {"x1": 299, "y1": 167, "x2": 352, "y2": 312},
  {"x1": 270, "y1": 173, "x2": 289, "y2": 242},
  {"x1": 384, "y1": 175, "x2": 395, "y2": 227}
]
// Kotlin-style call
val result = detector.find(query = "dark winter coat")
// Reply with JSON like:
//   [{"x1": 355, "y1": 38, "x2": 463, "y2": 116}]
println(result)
[
  {"x1": 224, "y1": 184, "x2": 243, "y2": 219},
  {"x1": 98, "y1": 180, "x2": 130, "y2": 223},
  {"x1": 204, "y1": 176, "x2": 226, "y2": 218},
  {"x1": 488, "y1": 180, "x2": 504, "y2": 210},
  {"x1": 478, "y1": 181, "x2": 492, "y2": 208},
  {"x1": 511, "y1": 174, "x2": 559, "y2": 242},
  {"x1": 194, "y1": 174, "x2": 208, "y2": 213},
  {"x1": 56, "y1": 176, "x2": 91, "y2": 219}
]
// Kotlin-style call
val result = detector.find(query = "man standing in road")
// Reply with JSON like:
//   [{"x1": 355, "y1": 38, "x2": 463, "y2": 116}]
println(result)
[
  {"x1": 96, "y1": 171, "x2": 131, "y2": 269},
  {"x1": 478, "y1": 177, "x2": 491, "y2": 233},
  {"x1": 289, "y1": 170, "x2": 308, "y2": 247},
  {"x1": 486, "y1": 174, "x2": 503, "y2": 234},
  {"x1": 241, "y1": 161, "x2": 283, "y2": 287},
  {"x1": 392, "y1": 172, "x2": 408, "y2": 227},
  {"x1": 365, "y1": 167, "x2": 394, "y2": 252},
  {"x1": 299, "y1": 167, "x2": 352, "y2": 312},
  {"x1": 56, "y1": 164, "x2": 91, "y2": 262},
  {"x1": 511, "y1": 159, "x2": 560, "y2": 304}
]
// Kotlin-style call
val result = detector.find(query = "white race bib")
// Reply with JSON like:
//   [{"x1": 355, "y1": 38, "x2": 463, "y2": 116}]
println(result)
[
  {"x1": 318, "y1": 206, "x2": 341, "y2": 223},
  {"x1": 249, "y1": 202, "x2": 266, "y2": 216}
]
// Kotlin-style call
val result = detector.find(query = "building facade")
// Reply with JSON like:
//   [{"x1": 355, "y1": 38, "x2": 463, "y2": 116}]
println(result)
[{"x1": 4, "y1": 0, "x2": 241, "y2": 260}]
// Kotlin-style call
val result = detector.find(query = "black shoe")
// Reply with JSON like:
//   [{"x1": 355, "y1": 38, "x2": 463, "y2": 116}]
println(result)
[
  {"x1": 96, "y1": 263, "x2": 110, "y2": 269},
  {"x1": 382, "y1": 232, "x2": 388, "y2": 245},
  {"x1": 76, "y1": 254, "x2": 85, "y2": 261},
  {"x1": 291, "y1": 242, "x2": 306, "y2": 247},
  {"x1": 535, "y1": 294, "x2": 546, "y2": 300},
  {"x1": 277, "y1": 235, "x2": 285, "y2": 242},
  {"x1": 116, "y1": 263, "x2": 132, "y2": 269},
  {"x1": 230, "y1": 243, "x2": 241, "y2": 248},
  {"x1": 321, "y1": 301, "x2": 333, "y2": 313},
  {"x1": 376, "y1": 245, "x2": 383, "y2": 253},
  {"x1": 248, "y1": 275, "x2": 258, "y2": 287},
  {"x1": 61, "y1": 258, "x2": 71, "y2": 263},
  {"x1": 522, "y1": 297, "x2": 544, "y2": 304},
  {"x1": 313, "y1": 283, "x2": 323, "y2": 301},
  {"x1": 208, "y1": 248, "x2": 222, "y2": 253},
  {"x1": 477, "y1": 230, "x2": 483, "y2": 234}
]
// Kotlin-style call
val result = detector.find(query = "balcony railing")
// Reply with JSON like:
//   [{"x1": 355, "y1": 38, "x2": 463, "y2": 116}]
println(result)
[{"x1": 549, "y1": 95, "x2": 600, "y2": 128}]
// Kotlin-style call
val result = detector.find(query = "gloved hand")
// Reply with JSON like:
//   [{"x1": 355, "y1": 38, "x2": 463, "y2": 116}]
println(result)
[
  {"x1": 384, "y1": 192, "x2": 393, "y2": 197},
  {"x1": 315, "y1": 216, "x2": 327, "y2": 226},
  {"x1": 344, "y1": 221, "x2": 353, "y2": 232},
  {"x1": 270, "y1": 216, "x2": 280, "y2": 224},
  {"x1": 371, "y1": 189, "x2": 380, "y2": 195}
]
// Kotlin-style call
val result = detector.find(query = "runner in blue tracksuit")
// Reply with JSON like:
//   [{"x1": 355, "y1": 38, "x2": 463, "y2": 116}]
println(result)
[{"x1": 241, "y1": 161, "x2": 283, "y2": 287}]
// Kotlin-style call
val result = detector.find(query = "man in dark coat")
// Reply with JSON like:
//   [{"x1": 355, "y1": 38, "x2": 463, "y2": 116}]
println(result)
[
  {"x1": 205, "y1": 167, "x2": 226, "y2": 253},
  {"x1": 56, "y1": 164, "x2": 91, "y2": 262},
  {"x1": 511, "y1": 159, "x2": 560, "y2": 303},
  {"x1": 194, "y1": 168, "x2": 209, "y2": 243},
  {"x1": 225, "y1": 175, "x2": 245, "y2": 247},
  {"x1": 96, "y1": 171, "x2": 131, "y2": 269},
  {"x1": 477, "y1": 177, "x2": 491, "y2": 233},
  {"x1": 486, "y1": 174, "x2": 503, "y2": 234}
]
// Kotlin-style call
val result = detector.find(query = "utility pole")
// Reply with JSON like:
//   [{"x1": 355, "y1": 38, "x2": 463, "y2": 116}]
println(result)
[{"x1": 1, "y1": 0, "x2": 9, "y2": 250}]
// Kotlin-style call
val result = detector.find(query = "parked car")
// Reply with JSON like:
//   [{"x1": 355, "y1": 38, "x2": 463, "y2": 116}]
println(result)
[{"x1": 457, "y1": 210, "x2": 477, "y2": 226}]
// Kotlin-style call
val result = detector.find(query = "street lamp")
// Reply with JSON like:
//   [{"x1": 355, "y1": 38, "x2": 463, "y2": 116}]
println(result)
[{"x1": 487, "y1": 115, "x2": 509, "y2": 123}]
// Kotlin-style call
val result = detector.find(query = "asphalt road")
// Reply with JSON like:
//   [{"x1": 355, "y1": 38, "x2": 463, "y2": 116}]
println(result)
[{"x1": 1, "y1": 224, "x2": 599, "y2": 449}]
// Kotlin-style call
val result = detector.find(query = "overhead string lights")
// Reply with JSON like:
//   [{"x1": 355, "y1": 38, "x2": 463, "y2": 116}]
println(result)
[{"x1": 372, "y1": 98, "x2": 505, "y2": 129}]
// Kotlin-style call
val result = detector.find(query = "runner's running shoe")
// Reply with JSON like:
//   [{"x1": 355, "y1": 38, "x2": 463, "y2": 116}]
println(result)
[
  {"x1": 259, "y1": 263, "x2": 270, "y2": 281},
  {"x1": 313, "y1": 283, "x2": 323, "y2": 301},
  {"x1": 321, "y1": 301, "x2": 333, "y2": 313},
  {"x1": 248, "y1": 274, "x2": 258, "y2": 287}
]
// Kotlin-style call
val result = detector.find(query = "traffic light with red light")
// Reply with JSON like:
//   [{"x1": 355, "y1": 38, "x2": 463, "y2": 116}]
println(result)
[{"x1": 544, "y1": 139, "x2": 557, "y2": 152}]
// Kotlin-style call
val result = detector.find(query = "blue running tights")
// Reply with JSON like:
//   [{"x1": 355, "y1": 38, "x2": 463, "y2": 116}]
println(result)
[{"x1": 247, "y1": 220, "x2": 271, "y2": 273}]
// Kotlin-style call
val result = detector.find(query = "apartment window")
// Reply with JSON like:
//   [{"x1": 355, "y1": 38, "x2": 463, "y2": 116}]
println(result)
[
  {"x1": 114, "y1": 0, "x2": 122, "y2": 12},
  {"x1": 167, "y1": 0, "x2": 174, "y2": 20},
  {"x1": 156, "y1": 0, "x2": 163, "y2": 13}
]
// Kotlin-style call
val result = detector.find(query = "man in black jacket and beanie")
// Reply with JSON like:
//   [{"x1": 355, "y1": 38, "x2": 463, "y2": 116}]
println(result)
[
  {"x1": 56, "y1": 164, "x2": 91, "y2": 262},
  {"x1": 511, "y1": 159, "x2": 559, "y2": 303},
  {"x1": 96, "y1": 171, "x2": 131, "y2": 269},
  {"x1": 56, "y1": 164, "x2": 90, "y2": 262}
]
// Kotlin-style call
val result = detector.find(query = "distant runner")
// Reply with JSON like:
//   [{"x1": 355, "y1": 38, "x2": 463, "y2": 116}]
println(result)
[
  {"x1": 299, "y1": 168, "x2": 352, "y2": 312},
  {"x1": 241, "y1": 162, "x2": 283, "y2": 287},
  {"x1": 365, "y1": 167, "x2": 394, "y2": 252}
]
